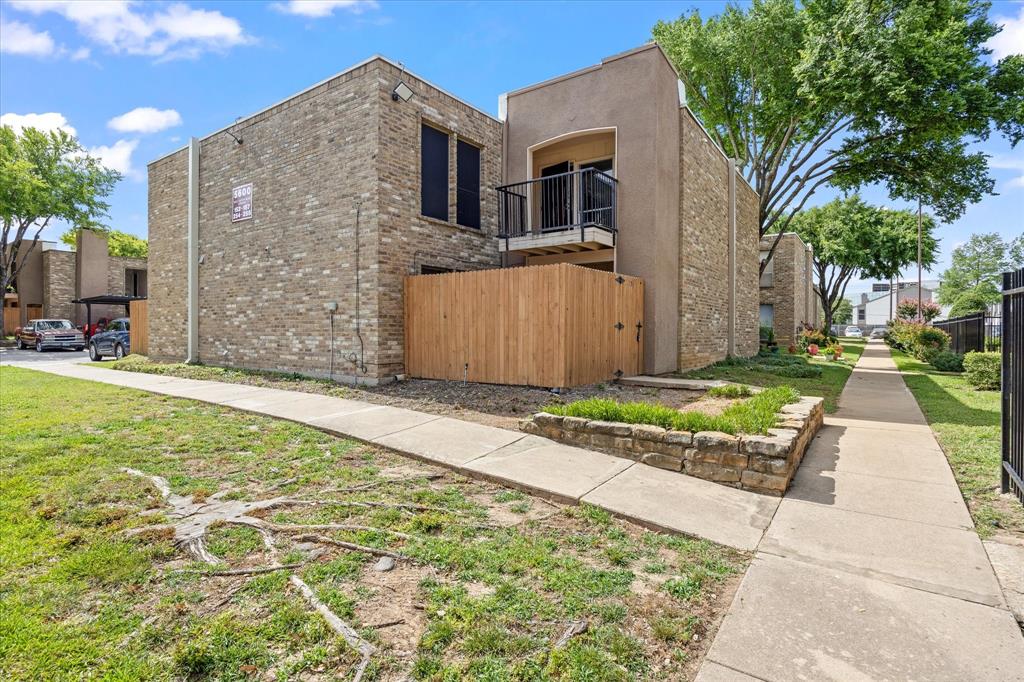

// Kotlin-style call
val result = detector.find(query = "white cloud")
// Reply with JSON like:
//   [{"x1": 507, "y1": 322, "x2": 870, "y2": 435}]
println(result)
[
  {"x1": 0, "y1": 111, "x2": 76, "y2": 136},
  {"x1": 271, "y1": 1, "x2": 378, "y2": 18},
  {"x1": 88, "y1": 139, "x2": 139, "y2": 177},
  {"x1": 0, "y1": 19, "x2": 56, "y2": 56},
  {"x1": 8, "y1": 0, "x2": 251, "y2": 60},
  {"x1": 70, "y1": 47, "x2": 91, "y2": 61},
  {"x1": 987, "y1": 7, "x2": 1024, "y2": 60},
  {"x1": 108, "y1": 107, "x2": 182, "y2": 134},
  {"x1": 990, "y1": 154, "x2": 1024, "y2": 190}
]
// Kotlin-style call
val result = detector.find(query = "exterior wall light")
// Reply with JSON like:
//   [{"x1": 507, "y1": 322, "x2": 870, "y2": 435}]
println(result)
[{"x1": 392, "y1": 80, "x2": 414, "y2": 102}]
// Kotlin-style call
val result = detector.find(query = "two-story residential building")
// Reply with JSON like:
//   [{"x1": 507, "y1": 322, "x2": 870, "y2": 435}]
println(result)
[
  {"x1": 4, "y1": 229, "x2": 147, "y2": 334},
  {"x1": 146, "y1": 45, "x2": 760, "y2": 385},
  {"x1": 758, "y1": 233, "x2": 818, "y2": 347}
]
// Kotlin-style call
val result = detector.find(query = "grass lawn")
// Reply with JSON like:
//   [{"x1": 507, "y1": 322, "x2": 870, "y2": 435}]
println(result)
[
  {"x1": 890, "y1": 349, "x2": 1024, "y2": 539},
  {"x1": 683, "y1": 339, "x2": 866, "y2": 413},
  {"x1": 0, "y1": 367, "x2": 747, "y2": 680}
]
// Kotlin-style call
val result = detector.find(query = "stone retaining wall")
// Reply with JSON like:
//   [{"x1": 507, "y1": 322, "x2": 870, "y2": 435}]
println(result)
[{"x1": 522, "y1": 396, "x2": 824, "y2": 495}]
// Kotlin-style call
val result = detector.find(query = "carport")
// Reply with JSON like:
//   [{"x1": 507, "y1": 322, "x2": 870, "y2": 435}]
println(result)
[{"x1": 71, "y1": 294, "x2": 146, "y2": 339}]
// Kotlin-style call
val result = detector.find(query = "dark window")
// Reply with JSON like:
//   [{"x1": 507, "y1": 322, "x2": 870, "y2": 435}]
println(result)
[
  {"x1": 456, "y1": 140, "x2": 481, "y2": 229},
  {"x1": 421, "y1": 124, "x2": 448, "y2": 221},
  {"x1": 420, "y1": 265, "x2": 456, "y2": 275}
]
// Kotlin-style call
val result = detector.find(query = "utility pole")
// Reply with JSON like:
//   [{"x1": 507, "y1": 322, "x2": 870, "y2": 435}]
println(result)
[{"x1": 917, "y1": 199, "x2": 923, "y2": 322}]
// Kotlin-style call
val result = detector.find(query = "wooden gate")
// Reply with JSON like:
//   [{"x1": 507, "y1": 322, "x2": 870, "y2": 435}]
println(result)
[
  {"x1": 404, "y1": 263, "x2": 643, "y2": 388},
  {"x1": 130, "y1": 299, "x2": 148, "y2": 355}
]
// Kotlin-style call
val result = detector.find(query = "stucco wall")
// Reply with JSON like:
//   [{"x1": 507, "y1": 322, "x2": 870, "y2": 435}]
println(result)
[{"x1": 503, "y1": 44, "x2": 682, "y2": 374}]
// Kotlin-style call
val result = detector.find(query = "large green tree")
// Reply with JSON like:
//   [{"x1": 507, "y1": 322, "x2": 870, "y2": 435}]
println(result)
[
  {"x1": 654, "y1": 0, "x2": 1023, "y2": 273},
  {"x1": 937, "y1": 232, "x2": 1023, "y2": 305},
  {"x1": 788, "y1": 196, "x2": 938, "y2": 331},
  {"x1": 834, "y1": 297, "x2": 853, "y2": 325},
  {"x1": 60, "y1": 227, "x2": 148, "y2": 259},
  {"x1": 0, "y1": 126, "x2": 119, "y2": 294}
]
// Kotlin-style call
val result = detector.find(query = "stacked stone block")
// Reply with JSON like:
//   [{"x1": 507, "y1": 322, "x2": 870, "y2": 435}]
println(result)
[{"x1": 524, "y1": 395, "x2": 823, "y2": 495}]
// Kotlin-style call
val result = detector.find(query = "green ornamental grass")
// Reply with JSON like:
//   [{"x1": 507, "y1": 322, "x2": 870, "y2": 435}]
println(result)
[{"x1": 544, "y1": 386, "x2": 799, "y2": 435}]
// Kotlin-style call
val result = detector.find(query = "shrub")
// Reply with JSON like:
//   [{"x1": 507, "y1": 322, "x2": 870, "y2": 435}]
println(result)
[
  {"x1": 764, "y1": 363, "x2": 822, "y2": 378},
  {"x1": 985, "y1": 337, "x2": 1001, "y2": 352},
  {"x1": 544, "y1": 386, "x2": 800, "y2": 435},
  {"x1": 913, "y1": 327, "x2": 949, "y2": 361},
  {"x1": 759, "y1": 325, "x2": 775, "y2": 343},
  {"x1": 930, "y1": 351, "x2": 964, "y2": 372},
  {"x1": 963, "y1": 352, "x2": 1001, "y2": 390},
  {"x1": 949, "y1": 288, "x2": 991, "y2": 318},
  {"x1": 798, "y1": 328, "x2": 828, "y2": 350},
  {"x1": 787, "y1": 344, "x2": 797, "y2": 354}
]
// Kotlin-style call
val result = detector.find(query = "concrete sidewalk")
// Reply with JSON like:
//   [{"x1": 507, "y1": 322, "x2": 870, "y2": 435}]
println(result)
[
  {"x1": 8, "y1": 356, "x2": 779, "y2": 552},
  {"x1": 698, "y1": 341, "x2": 1024, "y2": 681}
]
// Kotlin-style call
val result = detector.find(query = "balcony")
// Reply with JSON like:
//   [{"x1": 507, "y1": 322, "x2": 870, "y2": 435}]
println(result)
[{"x1": 496, "y1": 168, "x2": 618, "y2": 256}]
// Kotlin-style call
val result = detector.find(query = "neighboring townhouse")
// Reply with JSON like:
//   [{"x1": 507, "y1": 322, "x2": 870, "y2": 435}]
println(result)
[
  {"x1": 758, "y1": 233, "x2": 818, "y2": 347},
  {"x1": 147, "y1": 45, "x2": 760, "y2": 385},
  {"x1": 4, "y1": 229, "x2": 147, "y2": 333}
]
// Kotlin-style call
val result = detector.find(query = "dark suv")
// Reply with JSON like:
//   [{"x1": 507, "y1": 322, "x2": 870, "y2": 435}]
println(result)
[{"x1": 89, "y1": 318, "x2": 131, "y2": 361}]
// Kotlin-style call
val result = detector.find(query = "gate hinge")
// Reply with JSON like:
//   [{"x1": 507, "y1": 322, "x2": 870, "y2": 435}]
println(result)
[
  {"x1": 615, "y1": 276, "x2": 624, "y2": 284},
  {"x1": 615, "y1": 322, "x2": 624, "y2": 330}
]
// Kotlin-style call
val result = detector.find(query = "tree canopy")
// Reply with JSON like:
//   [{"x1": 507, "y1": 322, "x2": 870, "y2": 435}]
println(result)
[
  {"x1": 937, "y1": 232, "x2": 1024, "y2": 305},
  {"x1": 787, "y1": 195, "x2": 938, "y2": 330},
  {"x1": 1, "y1": 125, "x2": 120, "y2": 294},
  {"x1": 654, "y1": 0, "x2": 1023, "y2": 271},
  {"x1": 60, "y1": 227, "x2": 148, "y2": 259},
  {"x1": 834, "y1": 298, "x2": 853, "y2": 325}
]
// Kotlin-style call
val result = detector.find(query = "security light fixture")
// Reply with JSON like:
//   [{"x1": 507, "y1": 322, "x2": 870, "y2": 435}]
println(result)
[{"x1": 392, "y1": 80, "x2": 414, "y2": 103}]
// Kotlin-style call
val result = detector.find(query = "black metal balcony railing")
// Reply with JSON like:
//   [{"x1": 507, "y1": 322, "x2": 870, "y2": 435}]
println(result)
[{"x1": 496, "y1": 167, "x2": 618, "y2": 241}]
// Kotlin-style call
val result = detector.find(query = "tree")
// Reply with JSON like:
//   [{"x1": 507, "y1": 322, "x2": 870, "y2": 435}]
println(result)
[
  {"x1": 937, "y1": 232, "x2": 1015, "y2": 305},
  {"x1": 60, "y1": 227, "x2": 148, "y2": 258},
  {"x1": 654, "y1": 0, "x2": 1024, "y2": 273},
  {"x1": 787, "y1": 195, "x2": 938, "y2": 331},
  {"x1": 834, "y1": 298, "x2": 853, "y2": 325},
  {"x1": 1010, "y1": 235, "x2": 1024, "y2": 270},
  {"x1": 896, "y1": 298, "x2": 941, "y2": 322},
  {"x1": 0, "y1": 126, "x2": 119, "y2": 295}
]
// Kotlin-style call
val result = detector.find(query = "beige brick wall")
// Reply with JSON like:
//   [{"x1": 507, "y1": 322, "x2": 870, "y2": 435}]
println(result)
[
  {"x1": 147, "y1": 150, "x2": 189, "y2": 361},
  {"x1": 677, "y1": 109, "x2": 758, "y2": 371},
  {"x1": 146, "y1": 58, "x2": 501, "y2": 381},
  {"x1": 759, "y1": 233, "x2": 812, "y2": 347},
  {"x1": 41, "y1": 250, "x2": 75, "y2": 321},
  {"x1": 734, "y1": 182, "x2": 759, "y2": 358},
  {"x1": 373, "y1": 60, "x2": 502, "y2": 377}
]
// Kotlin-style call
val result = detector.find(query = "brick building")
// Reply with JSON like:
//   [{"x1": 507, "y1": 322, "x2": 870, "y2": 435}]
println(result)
[
  {"x1": 758, "y1": 233, "x2": 819, "y2": 347},
  {"x1": 4, "y1": 229, "x2": 147, "y2": 333},
  {"x1": 147, "y1": 46, "x2": 761, "y2": 384}
]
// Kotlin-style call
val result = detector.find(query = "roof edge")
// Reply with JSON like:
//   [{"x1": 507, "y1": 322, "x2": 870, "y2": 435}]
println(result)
[{"x1": 148, "y1": 54, "x2": 499, "y2": 167}]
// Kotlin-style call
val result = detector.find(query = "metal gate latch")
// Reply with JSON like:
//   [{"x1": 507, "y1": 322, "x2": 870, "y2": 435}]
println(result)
[
  {"x1": 636, "y1": 321, "x2": 643, "y2": 342},
  {"x1": 615, "y1": 322, "x2": 624, "y2": 330}
]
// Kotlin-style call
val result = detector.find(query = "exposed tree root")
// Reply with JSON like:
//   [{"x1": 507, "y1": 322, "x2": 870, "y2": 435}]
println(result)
[
  {"x1": 553, "y1": 620, "x2": 588, "y2": 649},
  {"x1": 266, "y1": 522, "x2": 412, "y2": 539},
  {"x1": 122, "y1": 468, "x2": 382, "y2": 676},
  {"x1": 292, "y1": 533, "x2": 411, "y2": 560},
  {"x1": 289, "y1": 574, "x2": 375, "y2": 682}
]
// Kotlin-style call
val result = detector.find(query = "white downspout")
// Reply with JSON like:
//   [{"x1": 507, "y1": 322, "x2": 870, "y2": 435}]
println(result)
[{"x1": 186, "y1": 136, "x2": 200, "y2": 363}]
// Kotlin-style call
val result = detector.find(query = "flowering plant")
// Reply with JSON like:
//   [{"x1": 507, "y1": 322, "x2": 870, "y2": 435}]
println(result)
[{"x1": 807, "y1": 343, "x2": 819, "y2": 356}]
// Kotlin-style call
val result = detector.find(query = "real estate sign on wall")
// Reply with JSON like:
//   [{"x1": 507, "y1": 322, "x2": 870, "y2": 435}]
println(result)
[{"x1": 232, "y1": 183, "x2": 253, "y2": 222}]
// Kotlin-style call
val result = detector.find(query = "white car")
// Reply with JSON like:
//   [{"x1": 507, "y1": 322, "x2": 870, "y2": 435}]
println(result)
[{"x1": 844, "y1": 326, "x2": 863, "y2": 338}]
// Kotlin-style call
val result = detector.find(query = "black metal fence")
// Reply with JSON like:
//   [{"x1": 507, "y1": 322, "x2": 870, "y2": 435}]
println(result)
[
  {"x1": 932, "y1": 310, "x2": 1001, "y2": 354},
  {"x1": 1003, "y1": 267, "x2": 1024, "y2": 505},
  {"x1": 496, "y1": 168, "x2": 618, "y2": 240}
]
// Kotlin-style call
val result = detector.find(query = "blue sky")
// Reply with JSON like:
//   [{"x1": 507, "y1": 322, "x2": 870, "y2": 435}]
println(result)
[{"x1": 1, "y1": 0, "x2": 1022, "y2": 297}]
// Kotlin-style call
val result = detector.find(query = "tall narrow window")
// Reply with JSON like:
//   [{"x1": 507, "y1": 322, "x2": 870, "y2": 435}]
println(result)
[
  {"x1": 456, "y1": 140, "x2": 481, "y2": 229},
  {"x1": 421, "y1": 124, "x2": 448, "y2": 221}
]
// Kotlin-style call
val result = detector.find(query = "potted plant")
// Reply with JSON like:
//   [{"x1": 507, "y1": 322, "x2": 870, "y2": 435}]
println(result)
[
  {"x1": 807, "y1": 343, "x2": 819, "y2": 357},
  {"x1": 824, "y1": 343, "x2": 844, "y2": 360}
]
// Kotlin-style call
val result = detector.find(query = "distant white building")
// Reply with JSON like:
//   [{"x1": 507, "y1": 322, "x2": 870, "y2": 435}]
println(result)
[{"x1": 851, "y1": 283, "x2": 938, "y2": 329}]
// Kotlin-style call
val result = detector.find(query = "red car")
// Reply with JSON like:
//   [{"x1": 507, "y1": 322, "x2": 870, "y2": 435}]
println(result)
[{"x1": 16, "y1": 319, "x2": 86, "y2": 352}]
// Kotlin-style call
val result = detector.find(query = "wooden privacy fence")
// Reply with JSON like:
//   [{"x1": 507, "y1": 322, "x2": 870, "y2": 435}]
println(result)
[
  {"x1": 404, "y1": 263, "x2": 644, "y2": 388},
  {"x1": 130, "y1": 299, "x2": 148, "y2": 355}
]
